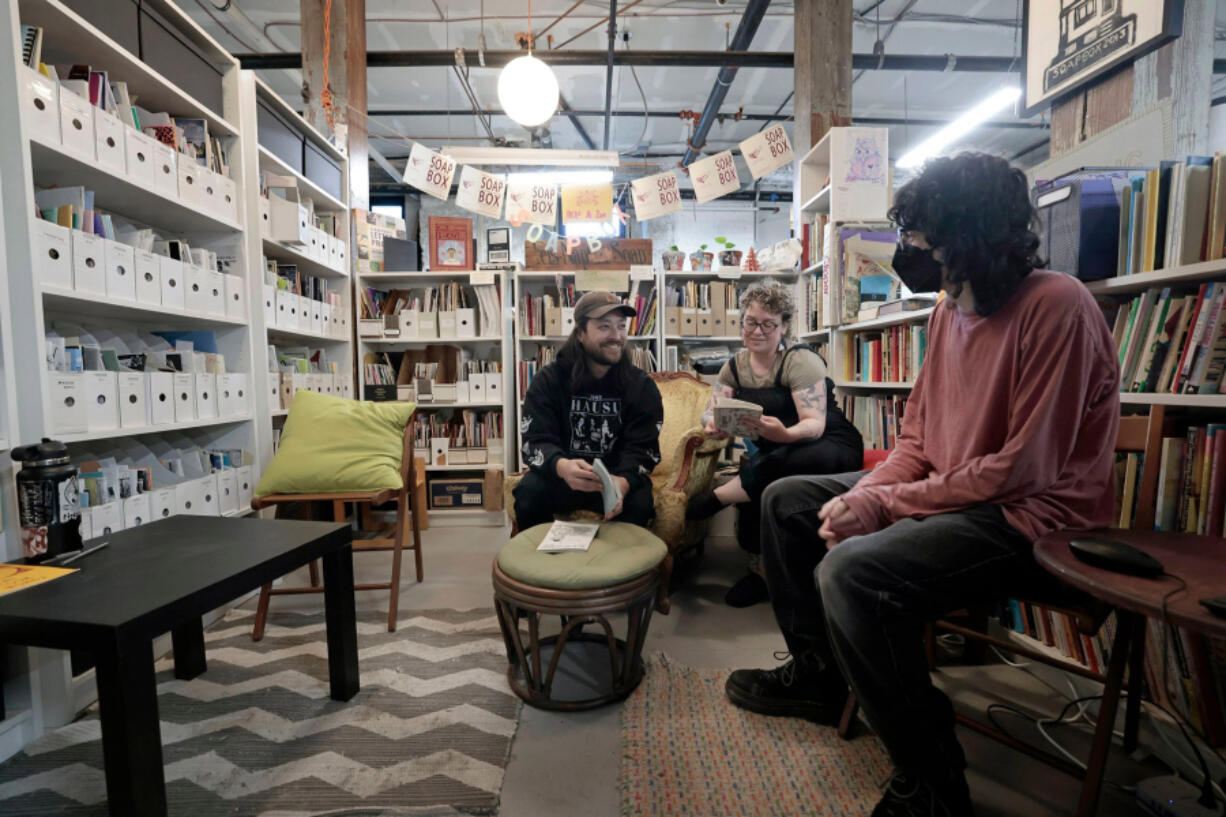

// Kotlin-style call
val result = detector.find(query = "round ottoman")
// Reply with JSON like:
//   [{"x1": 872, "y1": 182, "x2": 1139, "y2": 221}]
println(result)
[{"x1": 492, "y1": 522, "x2": 668, "y2": 710}]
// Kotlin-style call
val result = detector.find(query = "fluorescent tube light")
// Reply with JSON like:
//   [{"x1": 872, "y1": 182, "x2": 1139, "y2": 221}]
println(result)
[
  {"x1": 506, "y1": 170, "x2": 614, "y2": 186},
  {"x1": 440, "y1": 146, "x2": 620, "y2": 167},
  {"x1": 896, "y1": 87, "x2": 1022, "y2": 169}
]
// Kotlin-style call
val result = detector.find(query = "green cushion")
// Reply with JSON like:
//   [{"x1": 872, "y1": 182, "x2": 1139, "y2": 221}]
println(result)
[
  {"x1": 255, "y1": 390, "x2": 415, "y2": 496},
  {"x1": 498, "y1": 522, "x2": 668, "y2": 590}
]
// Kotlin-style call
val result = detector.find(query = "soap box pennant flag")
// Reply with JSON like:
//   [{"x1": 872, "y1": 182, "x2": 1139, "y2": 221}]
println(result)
[
  {"x1": 688, "y1": 150, "x2": 742, "y2": 203},
  {"x1": 739, "y1": 124, "x2": 794, "y2": 180},
  {"x1": 403, "y1": 142, "x2": 456, "y2": 201},
  {"x1": 506, "y1": 179, "x2": 559, "y2": 226},
  {"x1": 455, "y1": 165, "x2": 506, "y2": 219},
  {"x1": 630, "y1": 170, "x2": 683, "y2": 221}
]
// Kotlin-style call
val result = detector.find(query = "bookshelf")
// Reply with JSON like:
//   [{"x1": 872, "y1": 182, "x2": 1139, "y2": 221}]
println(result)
[
  {"x1": 512, "y1": 269, "x2": 661, "y2": 470},
  {"x1": 0, "y1": 0, "x2": 269, "y2": 747},
  {"x1": 237, "y1": 74, "x2": 353, "y2": 464},
  {"x1": 357, "y1": 266, "x2": 513, "y2": 526}
]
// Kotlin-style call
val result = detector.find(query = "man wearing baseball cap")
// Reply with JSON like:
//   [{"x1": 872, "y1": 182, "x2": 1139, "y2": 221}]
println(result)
[{"x1": 515, "y1": 290, "x2": 664, "y2": 529}]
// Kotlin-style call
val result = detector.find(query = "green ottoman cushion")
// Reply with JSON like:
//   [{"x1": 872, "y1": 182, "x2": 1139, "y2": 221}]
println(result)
[{"x1": 498, "y1": 522, "x2": 668, "y2": 590}]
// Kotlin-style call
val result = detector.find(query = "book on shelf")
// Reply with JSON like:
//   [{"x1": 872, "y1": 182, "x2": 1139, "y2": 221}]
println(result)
[
  {"x1": 837, "y1": 393, "x2": 908, "y2": 450},
  {"x1": 838, "y1": 323, "x2": 927, "y2": 383},
  {"x1": 1110, "y1": 285, "x2": 1226, "y2": 394}
]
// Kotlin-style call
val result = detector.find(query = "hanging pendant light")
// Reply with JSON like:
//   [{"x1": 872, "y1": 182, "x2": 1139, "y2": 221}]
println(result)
[
  {"x1": 498, "y1": 0, "x2": 558, "y2": 129},
  {"x1": 498, "y1": 53, "x2": 559, "y2": 128}
]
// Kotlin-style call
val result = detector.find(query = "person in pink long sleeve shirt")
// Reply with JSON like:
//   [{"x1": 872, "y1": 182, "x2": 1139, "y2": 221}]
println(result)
[{"x1": 723, "y1": 153, "x2": 1120, "y2": 817}]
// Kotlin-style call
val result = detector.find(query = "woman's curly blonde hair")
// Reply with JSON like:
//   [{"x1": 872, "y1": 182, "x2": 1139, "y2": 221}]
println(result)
[{"x1": 739, "y1": 279, "x2": 795, "y2": 340}]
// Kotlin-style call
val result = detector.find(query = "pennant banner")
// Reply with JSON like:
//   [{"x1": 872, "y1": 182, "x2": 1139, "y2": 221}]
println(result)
[
  {"x1": 561, "y1": 183, "x2": 613, "y2": 225},
  {"x1": 506, "y1": 180, "x2": 558, "y2": 226},
  {"x1": 455, "y1": 165, "x2": 506, "y2": 219},
  {"x1": 403, "y1": 142, "x2": 457, "y2": 201},
  {"x1": 739, "y1": 124, "x2": 794, "y2": 180},
  {"x1": 630, "y1": 170, "x2": 683, "y2": 221},
  {"x1": 689, "y1": 150, "x2": 742, "y2": 203}
]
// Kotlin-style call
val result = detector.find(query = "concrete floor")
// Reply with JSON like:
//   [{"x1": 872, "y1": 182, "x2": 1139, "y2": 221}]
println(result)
[{"x1": 249, "y1": 520, "x2": 1160, "y2": 817}]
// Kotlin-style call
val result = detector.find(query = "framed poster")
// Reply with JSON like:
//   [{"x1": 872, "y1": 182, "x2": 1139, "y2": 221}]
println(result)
[
  {"x1": 1022, "y1": 0, "x2": 1184, "y2": 116},
  {"x1": 428, "y1": 216, "x2": 474, "y2": 271}
]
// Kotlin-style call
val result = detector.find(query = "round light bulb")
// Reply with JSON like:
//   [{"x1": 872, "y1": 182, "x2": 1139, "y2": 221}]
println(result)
[{"x1": 498, "y1": 54, "x2": 559, "y2": 128}]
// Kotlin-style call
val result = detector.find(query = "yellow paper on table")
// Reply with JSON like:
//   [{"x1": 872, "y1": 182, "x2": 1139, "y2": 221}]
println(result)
[{"x1": 0, "y1": 564, "x2": 77, "y2": 597}]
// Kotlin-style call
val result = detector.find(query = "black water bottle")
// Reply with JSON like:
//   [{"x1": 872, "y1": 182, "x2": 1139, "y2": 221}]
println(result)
[{"x1": 11, "y1": 438, "x2": 81, "y2": 562}]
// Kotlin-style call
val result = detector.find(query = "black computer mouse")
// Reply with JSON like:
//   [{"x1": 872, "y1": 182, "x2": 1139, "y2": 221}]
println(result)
[{"x1": 1069, "y1": 537, "x2": 1165, "y2": 578}]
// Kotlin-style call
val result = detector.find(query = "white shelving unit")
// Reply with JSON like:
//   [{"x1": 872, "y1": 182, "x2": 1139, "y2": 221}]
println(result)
[
  {"x1": 0, "y1": 0, "x2": 270, "y2": 751},
  {"x1": 237, "y1": 74, "x2": 353, "y2": 467},
  {"x1": 512, "y1": 269, "x2": 660, "y2": 470},
  {"x1": 357, "y1": 266, "x2": 513, "y2": 526}
]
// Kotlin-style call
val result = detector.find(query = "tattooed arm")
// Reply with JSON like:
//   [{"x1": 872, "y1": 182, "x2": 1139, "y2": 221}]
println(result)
[{"x1": 787, "y1": 382, "x2": 827, "y2": 441}]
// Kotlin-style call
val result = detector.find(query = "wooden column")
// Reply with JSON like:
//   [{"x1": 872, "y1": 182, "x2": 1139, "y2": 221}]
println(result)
[
  {"x1": 1049, "y1": 2, "x2": 1213, "y2": 160},
  {"x1": 301, "y1": 0, "x2": 369, "y2": 209},
  {"x1": 792, "y1": 0, "x2": 852, "y2": 220}
]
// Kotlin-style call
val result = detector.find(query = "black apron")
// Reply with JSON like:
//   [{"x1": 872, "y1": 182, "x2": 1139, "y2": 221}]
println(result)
[{"x1": 729, "y1": 345, "x2": 860, "y2": 456}]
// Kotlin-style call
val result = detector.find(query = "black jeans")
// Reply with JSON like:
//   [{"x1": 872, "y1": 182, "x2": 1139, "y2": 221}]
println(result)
[
  {"x1": 735, "y1": 437, "x2": 863, "y2": 554},
  {"x1": 761, "y1": 470, "x2": 1044, "y2": 778},
  {"x1": 512, "y1": 468, "x2": 655, "y2": 530}
]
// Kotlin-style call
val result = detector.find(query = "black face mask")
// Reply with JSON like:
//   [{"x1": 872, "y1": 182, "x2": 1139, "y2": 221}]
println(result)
[{"x1": 891, "y1": 244, "x2": 944, "y2": 293}]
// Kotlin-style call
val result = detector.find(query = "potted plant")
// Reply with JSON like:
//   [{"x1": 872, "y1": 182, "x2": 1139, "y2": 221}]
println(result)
[
  {"x1": 690, "y1": 244, "x2": 712, "y2": 271},
  {"x1": 662, "y1": 245, "x2": 685, "y2": 271},
  {"x1": 715, "y1": 236, "x2": 742, "y2": 269}
]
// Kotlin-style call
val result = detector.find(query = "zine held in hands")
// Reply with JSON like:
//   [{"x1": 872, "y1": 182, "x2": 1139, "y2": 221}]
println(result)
[
  {"x1": 593, "y1": 458, "x2": 622, "y2": 516},
  {"x1": 713, "y1": 398, "x2": 764, "y2": 439}
]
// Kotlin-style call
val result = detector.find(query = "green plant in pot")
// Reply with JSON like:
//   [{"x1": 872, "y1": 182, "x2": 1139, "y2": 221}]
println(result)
[
  {"x1": 715, "y1": 236, "x2": 742, "y2": 269},
  {"x1": 690, "y1": 244, "x2": 711, "y2": 271},
  {"x1": 662, "y1": 244, "x2": 685, "y2": 271}
]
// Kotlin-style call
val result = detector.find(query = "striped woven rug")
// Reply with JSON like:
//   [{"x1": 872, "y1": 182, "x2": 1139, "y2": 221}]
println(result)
[
  {"x1": 0, "y1": 607, "x2": 520, "y2": 816},
  {"x1": 620, "y1": 653, "x2": 891, "y2": 817}
]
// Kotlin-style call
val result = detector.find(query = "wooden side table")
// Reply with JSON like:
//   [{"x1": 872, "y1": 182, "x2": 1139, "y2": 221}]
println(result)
[{"x1": 1034, "y1": 530, "x2": 1226, "y2": 817}]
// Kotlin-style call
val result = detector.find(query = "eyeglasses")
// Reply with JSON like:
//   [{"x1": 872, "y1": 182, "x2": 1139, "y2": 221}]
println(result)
[{"x1": 741, "y1": 319, "x2": 780, "y2": 335}]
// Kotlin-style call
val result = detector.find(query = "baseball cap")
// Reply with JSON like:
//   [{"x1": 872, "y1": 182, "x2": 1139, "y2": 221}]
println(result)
[{"x1": 574, "y1": 290, "x2": 637, "y2": 322}]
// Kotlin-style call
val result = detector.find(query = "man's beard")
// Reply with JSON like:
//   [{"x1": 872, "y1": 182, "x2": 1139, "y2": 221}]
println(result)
[{"x1": 584, "y1": 340, "x2": 624, "y2": 366}]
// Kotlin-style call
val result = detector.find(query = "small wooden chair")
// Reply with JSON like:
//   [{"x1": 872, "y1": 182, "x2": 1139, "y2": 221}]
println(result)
[
  {"x1": 249, "y1": 419, "x2": 425, "y2": 640},
  {"x1": 838, "y1": 406, "x2": 1167, "y2": 816}
]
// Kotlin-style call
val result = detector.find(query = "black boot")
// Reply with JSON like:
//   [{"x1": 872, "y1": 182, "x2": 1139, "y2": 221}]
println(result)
[
  {"x1": 871, "y1": 769, "x2": 975, "y2": 817},
  {"x1": 725, "y1": 652, "x2": 848, "y2": 725},
  {"x1": 725, "y1": 570, "x2": 769, "y2": 607},
  {"x1": 685, "y1": 489, "x2": 726, "y2": 520}
]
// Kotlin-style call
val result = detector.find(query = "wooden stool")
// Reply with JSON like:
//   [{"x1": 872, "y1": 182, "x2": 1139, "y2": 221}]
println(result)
[
  {"x1": 250, "y1": 424, "x2": 424, "y2": 639},
  {"x1": 492, "y1": 522, "x2": 666, "y2": 710}
]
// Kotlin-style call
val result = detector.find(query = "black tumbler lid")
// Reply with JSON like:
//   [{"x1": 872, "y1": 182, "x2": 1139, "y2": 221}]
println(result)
[{"x1": 11, "y1": 437, "x2": 71, "y2": 466}]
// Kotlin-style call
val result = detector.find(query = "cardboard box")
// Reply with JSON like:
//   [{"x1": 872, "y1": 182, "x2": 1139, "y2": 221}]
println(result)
[
  {"x1": 482, "y1": 469, "x2": 504, "y2": 511},
  {"x1": 428, "y1": 477, "x2": 484, "y2": 510}
]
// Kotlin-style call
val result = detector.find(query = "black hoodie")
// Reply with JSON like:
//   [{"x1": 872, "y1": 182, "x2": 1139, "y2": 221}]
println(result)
[{"x1": 520, "y1": 357, "x2": 664, "y2": 490}]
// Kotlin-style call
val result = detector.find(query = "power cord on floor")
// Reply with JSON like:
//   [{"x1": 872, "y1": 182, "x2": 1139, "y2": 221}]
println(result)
[{"x1": 981, "y1": 576, "x2": 1226, "y2": 807}]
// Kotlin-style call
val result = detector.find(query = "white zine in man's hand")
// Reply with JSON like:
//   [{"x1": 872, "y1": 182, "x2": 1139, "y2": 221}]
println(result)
[{"x1": 593, "y1": 458, "x2": 623, "y2": 516}]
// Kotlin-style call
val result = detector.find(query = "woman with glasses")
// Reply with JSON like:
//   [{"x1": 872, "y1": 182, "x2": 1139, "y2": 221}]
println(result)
[{"x1": 686, "y1": 280, "x2": 863, "y2": 607}]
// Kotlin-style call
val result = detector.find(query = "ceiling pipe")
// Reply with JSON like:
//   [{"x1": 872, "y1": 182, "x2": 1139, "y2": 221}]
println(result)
[
  {"x1": 603, "y1": 0, "x2": 618, "y2": 149},
  {"x1": 365, "y1": 108, "x2": 1049, "y2": 130},
  {"x1": 558, "y1": 97, "x2": 598, "y2": 150},
  {"x1": 680, "y1": 0, "x2": 772, "y2": 168},
  {"x1": 237, "y1": 49, "x2": 1078, "y2": 72}
]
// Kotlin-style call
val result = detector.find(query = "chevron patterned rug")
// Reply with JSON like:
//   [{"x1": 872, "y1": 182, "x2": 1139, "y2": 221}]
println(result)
[
  {"x1": 0, "y1": 607, "x2": 521, "y2": 816},
  {"x1": 620, "y1": 653, "x2": 892, "y2": 817}
]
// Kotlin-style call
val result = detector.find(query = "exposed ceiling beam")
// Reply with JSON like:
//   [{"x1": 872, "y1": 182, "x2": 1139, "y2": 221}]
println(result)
[
  {"x1": 558, "y1": 96, "x2": 598, "y2": 150},
  {"x1": 365, "y1": 108, "x2": 1050, "y2": 130},
  {"x1": 236, "y1": 49, "x2": 1068, "y2": 72}
]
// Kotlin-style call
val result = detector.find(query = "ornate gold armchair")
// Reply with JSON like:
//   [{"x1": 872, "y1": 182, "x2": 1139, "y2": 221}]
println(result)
[{"x1": 504, "y1": 371, "x2": 725, "y2": 611}]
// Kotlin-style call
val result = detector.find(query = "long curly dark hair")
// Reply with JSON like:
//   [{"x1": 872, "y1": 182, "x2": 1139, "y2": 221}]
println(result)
[{"x1": 888, "y1": 152, "x2": 1044, "y2": 316}]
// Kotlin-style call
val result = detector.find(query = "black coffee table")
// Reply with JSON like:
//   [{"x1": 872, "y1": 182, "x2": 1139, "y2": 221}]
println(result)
[{"x1": 0, "y1": 516, "x2": 356, "y2": 816}]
